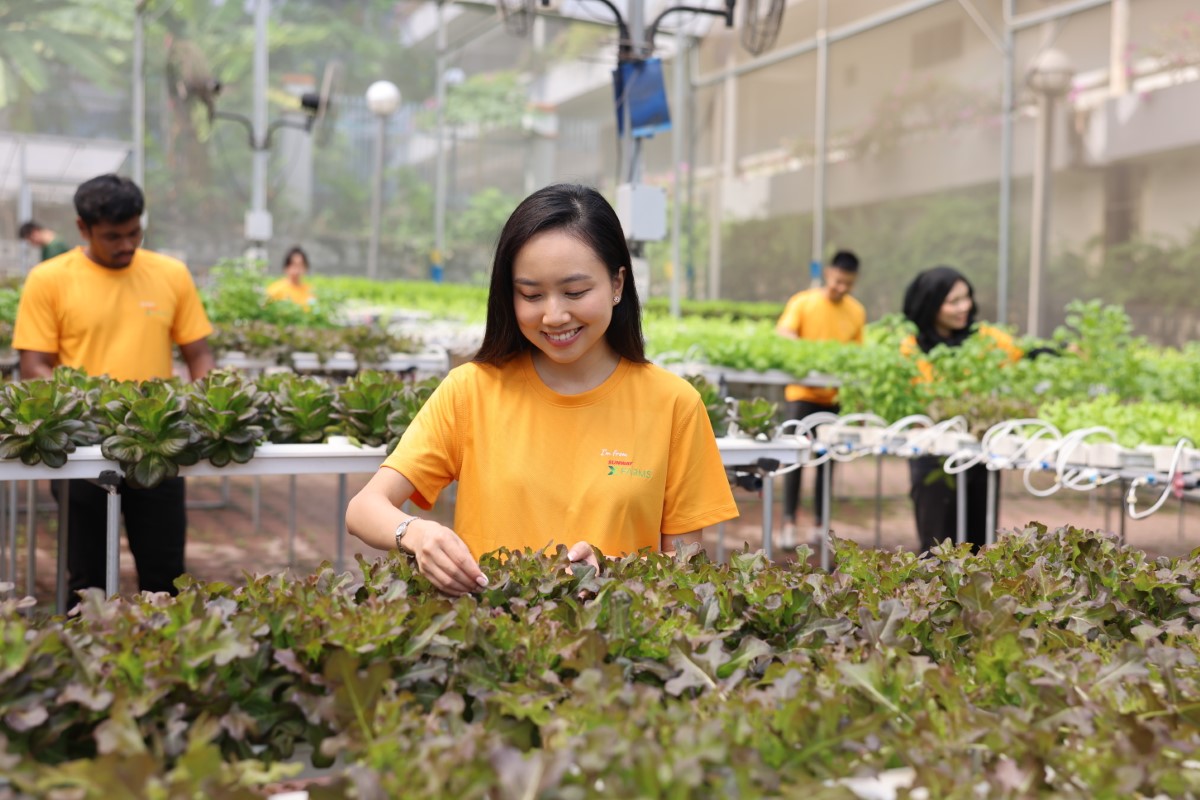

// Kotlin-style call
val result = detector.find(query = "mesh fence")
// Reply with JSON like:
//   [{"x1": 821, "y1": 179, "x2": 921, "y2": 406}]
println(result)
[{"x1": 1, "y1": 0, "x2": 1198, "y2": 342}]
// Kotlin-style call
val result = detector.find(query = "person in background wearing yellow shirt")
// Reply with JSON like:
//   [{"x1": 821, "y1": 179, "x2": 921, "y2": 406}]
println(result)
[
  {"x1": 901, "y1": 265, "x2": 1021, "y2": 552},
  {"x1": 346, "y1": 184, "x2": 738, "y2": 595},
  {"x1": 775, "y1": 250, "x2": 866, "y2": 548},
  {"x1": 13, "y1": 174, "x2": 215, "y2": 606},
  {"x1": 266, "y1": 246, "x2": 315, "y2": 309}
]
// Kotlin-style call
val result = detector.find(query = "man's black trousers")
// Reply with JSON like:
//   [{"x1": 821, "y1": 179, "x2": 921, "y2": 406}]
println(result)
[{"x1": 51, "y1": 477, "x2": 187, "y2": 605}]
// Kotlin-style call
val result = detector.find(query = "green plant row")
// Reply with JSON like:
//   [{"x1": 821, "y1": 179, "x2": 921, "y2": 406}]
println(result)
[
  {"x1": 1038, "y1": 394, "x2": 1200, "y2": 449},
  {"x1": 208, "y1": 321, "x2": 420, "y2": 366},
  {"x1": 1, "y1": 527, "x2": 1199, "y2": 797},
  {"x1": 310, "y1": 276, "x2": 788, "y2": 325},
  {"x1": 0, "y1": 369, "x2": 438, "y2": 489},
  {"x1": 648, "y1": 301, "x2": 1200, "y2": 441}
]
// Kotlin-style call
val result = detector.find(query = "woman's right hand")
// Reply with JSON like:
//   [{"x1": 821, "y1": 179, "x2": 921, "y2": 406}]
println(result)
[{"x1": 404, "y1": 519, "x2": 489, "y2": 597}]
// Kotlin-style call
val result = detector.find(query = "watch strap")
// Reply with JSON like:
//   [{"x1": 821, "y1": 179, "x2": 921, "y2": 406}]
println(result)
[{"x1": 394, "y1": 516, "x2": 420, "y2": 552}]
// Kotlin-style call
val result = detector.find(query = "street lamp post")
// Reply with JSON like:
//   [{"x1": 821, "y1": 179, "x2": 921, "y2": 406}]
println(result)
[
  {"x1": 365, "y1": 80, "x2": 401, "y2": 281},
  {"x1": 434, "y1": 64, "x2": 465, "y2": 285},
  {"x1": 1025, "y1": 48, "x2": 1074, "y2": 338}
]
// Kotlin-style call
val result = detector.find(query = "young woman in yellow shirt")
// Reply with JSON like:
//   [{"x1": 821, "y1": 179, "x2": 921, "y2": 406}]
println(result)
[
  {"x1": 266, "y1": 246, "x2": 315, "y2": 309},
  {"x1": 901, "y1": 266, "x2": 1021, "y2": 552},
  {"x1": 347, "y1": 184, "x2": 738, "y2": 595}
]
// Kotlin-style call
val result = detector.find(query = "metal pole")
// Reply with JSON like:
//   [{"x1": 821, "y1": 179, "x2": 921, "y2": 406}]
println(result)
[
  {"x1": 669, "y1": 30, "x2": 687, "y2": 319},
  {"x1": 813, "y1": 0, "x2": 829, "y2": 265},
  {"x1": 17, "y1": 142, "x2": 32, "y2": 273},
  {"x1": 433, "y1": 0, "x2": 448, "y2": 283},
  {"x1": 252, "y1": 476, "x2": 262, "y2": 534},
  {"x1": 1110, "y1": 0, "x2": 1130, "y2": 96},
  {"x1": 1118, "y1": 479, "x2": 1128, "y2": 545},
  {"x1": 0, "y1": 482, "x2": 7, "y2": 585},
  {"x1": 288, "y1": 475, "x2": 297, "y2": 567},
  {"x1": 820, "y1": 460, "x2": 832, "y2": 571},
  {"x1": 335, "y1": 474, "x2": 347, "y2": 573},
  {"x1": 873, "y1": 455, "x2": 883, "y2": 549},
  {"x1": 1179, "y1": 486, "x2": 1186, "y2": 543},
  {"x1": 133, "y1": 2, "x2": 147, "y2": 190},
  {"x1": 716, "y1": 520, "x2": 725, "y2": 563},
  {"x1": 1010, "y1": 0, "x2": 1111, "y2": 32},
  {"x1": 986, "y1": 468, "x2": 998, "y2": 546},
  {"x1": 709, "y1": 35, "x2": 736, "y2": 301},
  {"x1": 8, "y1": 483, "x2": 17, "y2": 585},
  {"x1": 956, "y1": 467, "x2": 967, "y2": 545},
  {"x1": 25, "y1": 481, "x2": 36, "y2": 599},
  {"x1": 685, "y1": 42, "x2": 697, "y2": 300},
  {"x1": 762, "y1": 470, "x2": 774, "y2": 559},
  {"x1": 1104, "y1": 478, "x2": 1113, "y2": 532},
  {"x1": 367, "y1": 113, "x2": 386, "y2": 280},
  {"x1": 624, "y1": 0, "x2": 645, "y2": 184},
  {"x1": 1027, "y1": 91, "x2": 1054, "y2": 337},
  {"x1": 998, "y1": 0, "x2": 1014, "y2": 325},
  {"x1": 249, "y1": 0, "x2": 270, "y2": 248},
  {"x1": 100, "y1": 473, "x2": 122, "y2": 599},
  {"x1": 694, "y1": 0, "x2": 944, "y2": 88},
  {"x1": 56, "y1": 482, "x2": 69, "y2": 614}
]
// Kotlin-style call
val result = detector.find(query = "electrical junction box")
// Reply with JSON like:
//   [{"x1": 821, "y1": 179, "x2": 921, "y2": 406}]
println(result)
[
  {"x1": 244, "y1": 209, "x2": 273, "y2": 243},
  {"x1": 616, "y1": 183, "x2": 666, "y2": 242}
]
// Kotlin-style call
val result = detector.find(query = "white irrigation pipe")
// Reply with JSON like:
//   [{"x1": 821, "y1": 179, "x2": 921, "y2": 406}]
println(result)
[
  {"x1": 980, "y1": 418, "x2": 1062, "y2": 471},
  {"x1": 1127, "y1": 438, "x2": 1193, "y2": 520},
  {"x1": 895, "y1": 416, "x2": 966, "y2": 458},
  {"x1": 777, "y1": 413, "x2": 841, "y2": 470},
  {"x1": 877, "y1": 414, "x2": 934, "y2": 458},
  {"x1": 943, "y1": 439, "x2": 986, "y2": 474},
  {"x1": 1056, "y1": 427, "x2": 1124, "y2": 493},
  {"x1": 826, "y1": 413, "x2": 890, "y2": 463},
  {"x1": 1022, "y1": 425, "x2": 1118, "y2": 497}
]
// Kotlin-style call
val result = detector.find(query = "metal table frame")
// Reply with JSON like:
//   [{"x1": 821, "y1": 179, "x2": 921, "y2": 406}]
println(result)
[
  {"x1": 717, "y1": 436, "x2": 809, "y2": 561},
  {"x1": 0, "y1": 441, "x2": 387, "y2": 612}
]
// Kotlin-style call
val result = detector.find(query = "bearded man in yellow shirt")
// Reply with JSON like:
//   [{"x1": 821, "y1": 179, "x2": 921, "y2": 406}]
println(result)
[
  {"x1": 775, "y1": 250, "x2": 866, "y2": 547},
  {"x1": 13, "y1": 174, "x2": 215, "y2": 606}
]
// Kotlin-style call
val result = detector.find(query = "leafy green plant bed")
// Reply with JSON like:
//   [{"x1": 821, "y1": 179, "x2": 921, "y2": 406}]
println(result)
[
  {"x1": 0, "y1": 369, "x2": 435, "y2": 486},
  {"x1": 2, "y1": 526, "x2": 1199, "y2": 797},
  {"x1": 209, "y1": 321, "x2": 420, "y2": 366}
]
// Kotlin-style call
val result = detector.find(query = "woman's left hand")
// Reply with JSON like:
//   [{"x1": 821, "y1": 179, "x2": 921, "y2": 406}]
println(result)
[{"x1": 567, "y1": 541, "x2": 601, "y2": 574}]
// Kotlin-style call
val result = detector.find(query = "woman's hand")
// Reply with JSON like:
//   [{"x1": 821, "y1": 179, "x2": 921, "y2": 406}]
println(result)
[
  {"x1": 567, "y1": 541, "x2": 602, "y2": 574},
  {"x1": 405, "y1": 520, "x2": 489, "y2": 597}
]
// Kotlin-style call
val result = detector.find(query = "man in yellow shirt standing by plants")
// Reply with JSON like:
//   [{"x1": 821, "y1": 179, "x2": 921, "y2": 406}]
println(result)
[
  {"x1": 775, "y1": 250, "x2": 866, "y2": 548},
  {"x1": 13, "y1": 174, "x2": 215, "y2": 606}
]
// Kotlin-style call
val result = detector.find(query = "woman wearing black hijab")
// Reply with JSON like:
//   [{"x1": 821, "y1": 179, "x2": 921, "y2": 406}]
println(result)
[{"x1": 901, "y1": 266, "x2": 1022, "y2": 551}]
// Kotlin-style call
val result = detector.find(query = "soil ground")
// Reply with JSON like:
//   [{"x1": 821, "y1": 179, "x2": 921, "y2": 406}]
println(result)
[{"x1": 8, "y1": 456, "x2": 1197, "y2": 608}]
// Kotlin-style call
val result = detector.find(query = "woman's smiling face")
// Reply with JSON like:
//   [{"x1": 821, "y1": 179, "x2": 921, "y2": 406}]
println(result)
[
  {"x1": 512, "y1": 229, "x2": 624, "y2": 375},
  {"x1": 936, "y1": 279, "x2": 973, "y2": 335}
]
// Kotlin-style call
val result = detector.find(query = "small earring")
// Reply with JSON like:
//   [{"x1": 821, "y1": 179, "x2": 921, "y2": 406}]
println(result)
[{"x1": 613, "y1": 295, "x2": 620, "y2": 305}]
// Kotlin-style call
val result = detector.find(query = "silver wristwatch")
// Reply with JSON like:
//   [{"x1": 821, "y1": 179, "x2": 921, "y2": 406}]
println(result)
[{"x1": 394, "y1": 516, "x2": 420, "y2": 552}]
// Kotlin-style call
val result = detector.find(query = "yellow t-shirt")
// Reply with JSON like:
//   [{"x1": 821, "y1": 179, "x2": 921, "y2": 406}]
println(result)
[
  {"x1": 775, "y1": 288, "x2": 866, "y2": 404},
  {"x1": 900, "y1": 324, "x2": 1023, "y2": 383},
  {"x1": 13, "y1": 247, "x2": 213, "y2": 381},
  {"x1": 383, "y1": 352, "x2": 740, "y2": 559},
  {"x1": 266, "y1": 278, "x2": 314, "y2": 308}
]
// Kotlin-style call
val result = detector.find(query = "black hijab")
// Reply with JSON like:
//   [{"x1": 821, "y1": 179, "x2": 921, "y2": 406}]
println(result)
[{"x1": 902, "y1": 266, "x2": 977, "y2": 354}]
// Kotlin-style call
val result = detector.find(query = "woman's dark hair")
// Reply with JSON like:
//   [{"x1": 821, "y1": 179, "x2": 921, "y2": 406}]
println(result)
[
  {"x1": 74, "y1": 174, "x2": 144, "y2": 228},
  {"x1": 474, "y1": 183, "x2": 646, "y2": 366},
  {"x1": 902, "y1": 265, "x2": 978, "y2": 353},
  {"x1": 283, "y1": 246, "x2": 310, "y2": 271}
]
